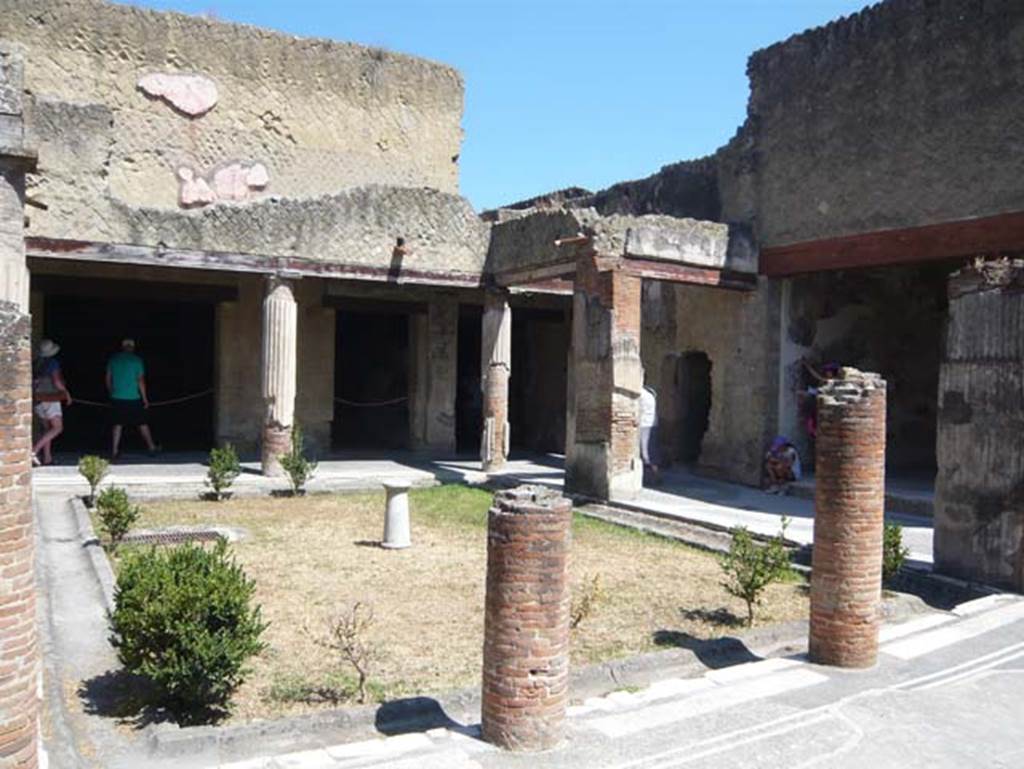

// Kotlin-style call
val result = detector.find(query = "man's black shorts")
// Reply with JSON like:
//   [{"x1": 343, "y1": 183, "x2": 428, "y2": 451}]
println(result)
[{"x1": 110, "y1": 399, "x2": 146, "y2": 427}]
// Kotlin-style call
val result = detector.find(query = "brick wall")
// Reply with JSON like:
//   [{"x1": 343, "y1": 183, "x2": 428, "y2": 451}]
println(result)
[
  {"x1": 481, "y1": 487, "x2": 572, "y2": 751},
  {"x1": 809, "y1": 368, "x2": 886, "y2": 668},
  {"x1": 0, "y1": 301, "x2": 38, "y2": 769}
]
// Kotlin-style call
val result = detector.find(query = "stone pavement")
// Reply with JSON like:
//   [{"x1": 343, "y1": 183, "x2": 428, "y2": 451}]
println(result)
[
  {"x1": 33, "y1": 451, "x2": 935, "y2": 564},
  {"x1": 192, "y1": 594, "x2": 1024, "y2": 768}
]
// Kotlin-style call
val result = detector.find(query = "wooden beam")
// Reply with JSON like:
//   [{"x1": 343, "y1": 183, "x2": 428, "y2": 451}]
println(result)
[
  {"x1": 761, "y1": 210, "x2": 1024, "y2": 277},
  {"x1": 493, "y1": 260, "x2": 577, "y2": 287},
  {"x1": 622, "y1": 258, "x2": 758, "y2": 291},
  {"x1": 25, "y1": 237, "x2": 484, "y2": 289}
]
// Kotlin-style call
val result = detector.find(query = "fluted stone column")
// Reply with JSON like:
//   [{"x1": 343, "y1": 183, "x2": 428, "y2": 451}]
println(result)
[
  {"x1": 261, "y1": 277, "x2": 297, "y2": 476},
  {"x1": 481, "y1": 291, "x2": 512, "y2": 472}
]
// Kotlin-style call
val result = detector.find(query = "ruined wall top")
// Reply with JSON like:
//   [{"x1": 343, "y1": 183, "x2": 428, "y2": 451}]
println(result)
[
  {"x1": 2, "y1": 0, "x2": 464, "y2": 225},
  {"x1": 747, "y1": 0, "x2": 1024, "y2": 247},
  {"x1": 817, "y1": 368, "x2": 886, "y2": 408}
]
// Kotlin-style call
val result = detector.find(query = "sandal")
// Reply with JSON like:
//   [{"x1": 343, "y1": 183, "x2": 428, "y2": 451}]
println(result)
[{"x1": 31, "y1": 453, "x2": 41, "y2": 467}]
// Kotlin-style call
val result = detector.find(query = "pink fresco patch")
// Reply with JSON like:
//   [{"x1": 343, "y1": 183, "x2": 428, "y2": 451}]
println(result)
[{"x1": 138, "y1": 73, "x2": 218, "y2": 117}]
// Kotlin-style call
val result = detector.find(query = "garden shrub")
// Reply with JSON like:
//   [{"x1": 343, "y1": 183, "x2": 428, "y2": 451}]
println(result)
[
  {"x1": 206, "y1": 443, "x2": 241, "y2": 500},
  {"x1": 278, "y1": 426, "x2": 317, "y2": 496},
  {"x1": 570, "y1": 573, "x2": 604, "y2": 630},
  {"x1": 307, "y1": 601, "x2": 377, "y2": 704},
  {"x1": 883, "y1": 522, "x2": 910, "y2": 583},
  {"x1": 719, "y1": 517, "x2": 792, "y2": 627},
  {"x1": 109, "y1": 541, "x2": 267, "y2": 723},
  {"x1": 78, "y1": 455, "x2": 109, "y2": 507},
  {"x1": 95, "y1": 486, "x2": 139, "y2": 550}
]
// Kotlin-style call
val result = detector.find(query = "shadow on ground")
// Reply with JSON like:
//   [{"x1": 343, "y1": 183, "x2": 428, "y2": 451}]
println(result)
[
  {"x1": 78, "y1": 669, "x2": 230, "y2": 728},
  {"x1": 374, "y1": 697, "x2": 468, "y2": 736},
  {"x1": 651, "y1": 627, "x2": 761, "y2": 670}
]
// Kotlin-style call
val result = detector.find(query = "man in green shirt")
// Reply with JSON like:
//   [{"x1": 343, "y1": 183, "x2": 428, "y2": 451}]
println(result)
[{"x1": 106, "y1": 338, "x2": 159, "y2": 459}]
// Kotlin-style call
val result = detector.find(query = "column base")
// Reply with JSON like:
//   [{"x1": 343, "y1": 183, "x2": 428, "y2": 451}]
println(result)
[{"x1": 262, "y1": 423, "x2": 291, "y2": 477}]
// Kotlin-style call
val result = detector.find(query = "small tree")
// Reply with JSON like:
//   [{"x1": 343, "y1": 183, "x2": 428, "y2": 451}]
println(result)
[
  {"x1": 95, "y1": 486, "x2": 140, "y2": 551},
  {"x1": 719, "y1": 517, "x2": 791, "y2": 627},
  {"x1": 206, "y1": 443, "x2": 241, "y2": 501},
  {"x1": 110, "y1": 542, "x2": 266, "y2": 723},
  {"x1": 278, "y1": 426, "x2": 317, "y2": 496},
  {"x1": 307, "y1": 602, "x2": 378, "y2": 704},
  {"x1": 883, "y1": 523, "x2": 910, "y2": 583},
  {"x1": 78, "y1": 455, "x2": 109, "y2": 507}
]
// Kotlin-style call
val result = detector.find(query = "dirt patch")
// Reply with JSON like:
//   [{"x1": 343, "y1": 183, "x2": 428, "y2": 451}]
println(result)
[{"x1": 133, "y1": 485, "x2": 807, "y2": 723}]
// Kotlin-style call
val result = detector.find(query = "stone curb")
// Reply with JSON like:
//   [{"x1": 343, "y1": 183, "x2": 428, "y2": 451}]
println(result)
[{"x1": 69, "y1": 496, "x2": 117, "y2": 616}]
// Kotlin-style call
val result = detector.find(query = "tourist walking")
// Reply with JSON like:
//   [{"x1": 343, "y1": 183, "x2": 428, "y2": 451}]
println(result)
[
  {"x1": 32, "y1": 338, "x2": 72, "y2": 466},
  {"x1": 639, "y1": 381, "x2": 661, "y2": 485},
  {"x1": 106, "y1": 338, "x2": 159, "y2": 459}
]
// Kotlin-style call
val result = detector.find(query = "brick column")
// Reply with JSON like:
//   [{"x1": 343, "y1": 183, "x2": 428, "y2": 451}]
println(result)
[
  {"x1": 261, "y1": 277, "x2": 297, "y2": 476},
  {"x1": 809, "y1": 368, "x2": 886, "y2": 668},
  {"x1": 564, "y1": 252, "x2": 642, "y2": 499},
  {"x1": 482, "y1": 486, "x2": 572, "y2": 751},
  {"x1": 480, "y1": 291, "x2": 511, "y2": 472},
  {"x1": 0, "y1": 303, "x2": 38, "y2": 769}
]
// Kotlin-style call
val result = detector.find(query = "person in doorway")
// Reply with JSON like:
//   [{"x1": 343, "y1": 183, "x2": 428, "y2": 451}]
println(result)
[
  {"x1": 639, "y1": 380, "x2": 661, "y2": 485},
  {"x1": 764, "y1": 435, "x2": 801, "y2": 494},
  {"x1": 32, "y1": 339, "x2": 72, "y2": 466},
  {"x1": 106, "y1": 338, "x2": 159, "y2": 459}
]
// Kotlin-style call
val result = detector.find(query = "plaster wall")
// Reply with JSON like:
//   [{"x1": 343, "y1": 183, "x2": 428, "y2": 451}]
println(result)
[
  {"x1": 3, "y1": 0, "x2": 463, "y2": 213},
  {"x1": 748, "y1": 0, "x2": 1024, "y2": 247},
  {"x1": 670, "y1": 279, "x2": 779, "y2": 486}
]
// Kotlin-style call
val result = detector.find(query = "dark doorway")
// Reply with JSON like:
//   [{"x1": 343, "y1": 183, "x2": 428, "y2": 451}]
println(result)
[
  {"x1": 456, "y1": 306, "x2": 483, "y2": 453},
  {"x1": 43, "y1": 294, "x2": 215, "y2": 452},
  {"x1": 333, "y1": 310, "x2": 410, "y2": 450},
  {"x1": 678, "y1": 352, "x2": 712, "y2": 463},
  {"x1": 510, "y1": 308, "x2": 569, "y2": 454}
]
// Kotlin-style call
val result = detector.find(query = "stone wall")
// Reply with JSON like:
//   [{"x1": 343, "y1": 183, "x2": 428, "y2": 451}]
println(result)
[
  {"x1": 748, "y1": 0, "x2": 1024, "y2": 247},
  {"x1": 0, "y1": 302, "x2": 38, "y2": 769},
  {"x1": 4, "y1": 0, "x2": 463, "y2": 213},
  {"x1": 934, "y1": 260, "x2": 1024, "y2": 591}
]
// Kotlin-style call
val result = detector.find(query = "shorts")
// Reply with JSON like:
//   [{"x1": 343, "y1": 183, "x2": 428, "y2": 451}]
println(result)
[
  {"x1": 34, "y1": 401, "x2": 62, "y2": 420},
  {"x1": 640, "y1": 426, "x2": 659, "y2": 467},
  {"x1": 111, "y1": 399, "x2": 147, "y2": 427}
]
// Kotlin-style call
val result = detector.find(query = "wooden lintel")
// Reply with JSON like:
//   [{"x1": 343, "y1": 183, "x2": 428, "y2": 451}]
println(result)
[
  {"x1": 322, "y1": 295, "x2": 428, "y2": 315},
  {"x1": 25, "y1": 237, "x2": 485, "y2": 289},
  {"x1": 760, "y1": 210, "x2": 1024, "y2": 277},
  {"x1": 623, "y1": 258, "x2": 758, "y2": 291},
  {"x1": 31, "y1": 274, "x2": 238, "y2": 303},
  {"x1": 493, "y1": 259, "x2": 577, "y2": 287}
]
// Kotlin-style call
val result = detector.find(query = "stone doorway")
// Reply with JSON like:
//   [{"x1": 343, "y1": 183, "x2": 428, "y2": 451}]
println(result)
[
  {"x1": 38, "y1": 287, "x2": 216, "y2": 453},
  {"x1": 678, "y1": 351, "x2": 712, "y2": 463},
  {"x1": 332, "y1": 310, "x2": 410, "y2": 450}
]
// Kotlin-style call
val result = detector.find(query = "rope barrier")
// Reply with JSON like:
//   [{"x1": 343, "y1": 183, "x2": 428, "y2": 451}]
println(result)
[
  {"x1": 64, "y1": 389, "x2": 215, "y2": 409},
  {"x1": 333, "y1": 396, "x2": 409, "y2": 408}
]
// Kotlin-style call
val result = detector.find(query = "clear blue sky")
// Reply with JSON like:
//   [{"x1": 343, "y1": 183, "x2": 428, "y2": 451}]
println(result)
[{"x1": 128, "y1": 0, "x2": 869, "y2": 211}]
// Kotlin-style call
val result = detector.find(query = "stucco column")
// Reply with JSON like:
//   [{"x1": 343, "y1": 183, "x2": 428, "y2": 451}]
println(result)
[
  {"x1": 564, "y1": 253, "x2": 643, "y2": 500},
  {"x1": 261, "y1": 276, "x2": 297, "y2": 476},
  {"x1": 0, "y1": 46, "x2": 34, "y2": 312},
  {"x1": 810, "y1": 368, "x2": 887, "y2": 668},
  {"x1": 481, "y1": 290, "x2": 511, "y2": 472},
  {"x1": 935, "y1": 260, "x2": 1024, "y2": 591},
  {"x1": 409, "y1": 301, "x2": 458, "y2": 452}
]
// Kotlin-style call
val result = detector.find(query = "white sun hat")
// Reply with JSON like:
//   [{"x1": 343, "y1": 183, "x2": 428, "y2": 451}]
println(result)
[{"x1": 38, "y1": 339, "x2": 60, "y2": 358}]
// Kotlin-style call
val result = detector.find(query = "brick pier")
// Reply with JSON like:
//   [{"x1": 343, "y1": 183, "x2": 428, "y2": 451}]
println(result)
[
  {"x1": 0, "y1": 304, "x2": 38, "y2": 769},
  {"x1": 481, "y1": 486, "x2": 572, "y2": 751},
  {"x1": 809, "y1": 368, "x2": 887, "y2": 668}
]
